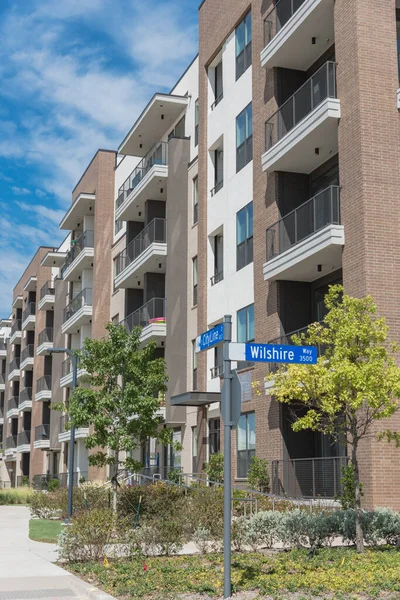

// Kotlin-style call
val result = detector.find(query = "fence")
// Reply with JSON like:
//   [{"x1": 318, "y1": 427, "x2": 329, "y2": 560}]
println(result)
[
  {"x1": 40, "y1": 281, "x2": 55, "y2": 299},
  {"x1": 63, "y1": 288, "x2": 92, "y2": 323},
  {"x1": 115, "y1": 219, "x2": 166, "y2": 276},
  {"x1": 61, "y1": 230, "x2": 94, "y2": 278},
  {"x1": 120, "y1": 298, "x2": 166, "y2": 332},
  {"x1": 264, "y1": 0, "x2": 307, "y2": 46},
  {"x1": 38, "y1": 328, "x2": 53, "y2": 345}
]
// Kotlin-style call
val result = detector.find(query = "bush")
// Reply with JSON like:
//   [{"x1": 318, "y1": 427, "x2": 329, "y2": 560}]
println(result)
[
  {"x1": 187, "y1": 486, "x2": 224, "y2": 542},
  {"x1": 362, "y1": 508, "x2": 400, "y2": 546},
  {"x1": 306, "y1": 512, "x2": 337, "y2": 549},
  {"x1": 232, "y1": 516, "x2": 249, "y2": 552},
  {"x1": 47, "y1": 478, "x2": 60, "y2": 492},
  {"x1": 247, "y1": 511, "x2": 283, "y2": 550},
  {"x1": 247, "y1": 457, "x2": 270, "y2": 493},
  {"x1": 0, "y1": 487, "x2": 32, "y2": 505},
  {"x1": 281, "y1": 509, "x2": 310, "y2": 548},
  {"x1": 118, "y1": 482, "x2": 186, "y2": 521},
  {"x1": 29, "y1": 483, "x2": 109, "y2": 520},
  {"x1": 204, "y1": 453, "x2": 224, "y2": 484}
]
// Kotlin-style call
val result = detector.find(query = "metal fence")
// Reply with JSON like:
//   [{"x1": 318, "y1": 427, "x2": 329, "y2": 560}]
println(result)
[
  {"x1": 9, "y1": 357, "x2": 20, "y2": 372},
  {"x1": 21, "y1": 344, "x2": 34, "y2": 363},
  {"x1": 38, "y1": 327, "x2": 53, "y2": 345},
  {"x1": 115, "y1": 218, "x2": 166, "y2": 276},
  {"x1": 11, "y1": 320, "x2": 21, "y2": 335},
  {"x1": 264, "y1": 0, "x2": 307, "y2": 46},
  {"x1": 265, "y1": 61, "x2": 336, "y2": 152},
  {"x1": 62, "y1": 357, "x2": 72, "y2": 378},
  {"x1": 61, "y1": 230, "x2": 94, "y2": 278},
  {"x1": 40, "y1": 281, "x2": 55, "y2": 300},
  {"x1": 266, "y1": 186, "x2": 340, "y2": 261},
  {"x1": 7, "y1": 396, "x2": 19, "y2": 411},
  {"x1": 20, "y1": 388, "x2": 32, "y2": 403},
  {"x1": 5, "y1": 435, "x2": 17, "y2": 449},
  {"x1": 22, "y1": 302, "x2": 36, "y2": 323},
  {"x1": 17, "y1": 430, "x2": 31, "y2": 446},
  {"x1": 271, "y1": 456, "x2": 349, "y2": 499},
  {"x1": 63, "y1": 288, "x2": 92, "y2": 323},
  {"x1": 35, "y1": 424, "x2": 50, "y2": 442},
  {"x1": 120, "y1": 298, "x2": 166, "y2": 332},
  {"x1": 36, "y1": 375, "x2": 52, "y2": 393}
]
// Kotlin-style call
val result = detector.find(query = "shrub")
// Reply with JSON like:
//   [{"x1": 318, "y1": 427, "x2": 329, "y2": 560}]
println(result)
[
  {"x1": 306, "y1": 512, "x2": 337, "y2": 549},
  {"x1": 187, "y1": 486, "x2": 224, "y2": 542},
  {"x1": 340, "y1": 463, "x2": 363, "y2": 510},
  {"x1": 0, "y1": 487, "x2": 32, "y2": 505},
  {"x1": 232, "y1": 516, "x2": 249, "y2": 552},
  {"x1": 204, "y1": 453, "x2": 224, "y2": 483},
  {"x1": 247, "y1": 457, "x2": 270, "y2": 493},
  {"x1": 193, "y1": 525, "x2": 211, "y2": 554},
  {"x1": 247, "y1": 511, "x2": 283, "y2": 550},
  {"x1": 47, "y1": 479, "x2": 60, "y2": 492},
  {"x1": 281, "y1": 509, "x2": 310, "y2": 548},
  {"x1": 362, "y1": 508, "x2": 400, "y2": 546},
  {"x1": 118, "y1": 482, "x2": 186, "y2": 521},
  {"x1": 30, "y1": 483, "x2": 109, "y2": 519}
]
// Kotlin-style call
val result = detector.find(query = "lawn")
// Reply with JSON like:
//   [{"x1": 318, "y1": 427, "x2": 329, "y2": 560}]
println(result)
[
  {"x1": 68, "y1": 547, "x2": 400, "y2": 600},
  {"x1": 29, "y1": 519, "x2": 63, "y2": 543}
]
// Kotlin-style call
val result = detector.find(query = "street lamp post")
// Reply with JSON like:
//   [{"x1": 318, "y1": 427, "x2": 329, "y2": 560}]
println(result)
[{"x1": 48, "y1": 348, "x2": 78, "y2": 521}]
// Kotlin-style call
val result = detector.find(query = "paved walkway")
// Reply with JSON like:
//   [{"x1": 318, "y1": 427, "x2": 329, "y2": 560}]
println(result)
[{"x1": 0, "y1": 506, "x2": 114, "y2": 600}]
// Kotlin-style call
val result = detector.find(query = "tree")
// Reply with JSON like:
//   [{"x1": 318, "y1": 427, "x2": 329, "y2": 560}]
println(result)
[
  {"x1": 267, "y1": 285, "x2": 400, "y2": 553},
  {"x1": 60, "y1": 323, "x2": 173, "y2": 511}
]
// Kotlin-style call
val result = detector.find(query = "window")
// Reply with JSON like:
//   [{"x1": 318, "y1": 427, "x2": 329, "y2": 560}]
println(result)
[
  {"x1": 193, "y1": 176, "x2": 198, "y2": 225},
  {"x1": 114, "y1": 219, "x2": 123, "y2": 235},
  {"x1": 213, "y1": 61, "x2": 223, "y2": 108},
  {"x1": 237, "y1": 412, "x2": 256, "y2": 478},
  {"x1": 211, "y1": 147, "x2": 223, "y2": 196},
  {"x1": 236, "y1": 202, "x2": 253, "y2": 270},
  {"x1": 192, "y1": 426, "x2": 197, "y2": 473},
  {"x1": 211, "y1": 234, "x2": 224, "y2": 286},
  {"x1": 209, "y1": 418, "x2": 220, "y2": 455},
  {"x1": 236, "y1": 103, "x2": 252, "y2": 172},
  {"x1": 236, "y1": 12, "x2": 252, "y2": 80},
  {"x1": 192, "y1": 340, "x2": 197, "y2": 390},
  {"x1": 194, "y1": 99, "x2": 199, "y2": 147},
  {"x1": 193, "y1": 256, "x2": 198, "y2": 306},
  {"x1": 166, "y1": 428, "x2": 182, "y2": 470},
  {"x1": 237, "y1": 304, "x2": 254, "y2": 370}
]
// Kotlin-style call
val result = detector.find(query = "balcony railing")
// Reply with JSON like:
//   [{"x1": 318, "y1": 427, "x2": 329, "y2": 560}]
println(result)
[
  {"x1": 20, "y1": 388, "x2": 33, "y2": 403},
  {"x1": 7, "y1": 396, "x2": 19, "y2": 411},
  {"x1": 61, "y1": 230, "x2": 94, "y2": 278},
  {"x1": 22, "y1": 302, "x2": 36, "y2": 323},
  {"x1": 38, "y1": 327, "x2": 53, "y2": 346},
  {"x1": 266, "y1": 186, "x2": 340, "y2": 261},
  {"x1": 0, "y1": 341, "x2": 6, "y2": 351},
  {"x1": 116, "y1": 141, "x2": 168, "y2": 209},
  {"x1": 17, "y1": 430, "x2": 31, "y2": 446},
  {"x1": 60, "y1": 414, "x2": 71, "y2": 433},
  {"x1": 6, "y1": 435, "x2": 17, "y2": 449},
  {"x1": 271, "y1": 456, "x2": 348, "y2": 498},
  {"x1": 210, "y1": 180, "x2": 223, "y2": 197},
  {"x1": 0, "y1": 373, "x2": 5, "y2": 385},
  {"x1": 36, "y1": 375, "x2": 52, "y2": 393},
  {"x1": 0, "y1": 405, "x2": 3, "y2": 419},
  {"x1": 115, "y1": 219, "x2": 167, "y2": 277},
  {"x1": 9, "y1": 358, "x2": 20, "y2": 372},
  {"x1": 265, "y1": 61, "x2": 336, "y2": 152},
  {"x1": 120, "y1": 298, "x2": 166, "y2": 333},
  {"x1": 61, "y1": 357, "x2": 72, "y2": 378},
  {"x1": 210, "y1": 365, "x2": 222, "y2": 379},
  {"x1": 210, "y1": 271, "x2": 224, "y2": 286},
  {"x1": 35, "y1": 424, "x2": 50, "y2": 442},
  {"x1": 11, "y1": 320, "x2": 21, "y2": 335},
  {"x1": 63, "y1": 288, "x2": 92, "y2": 324},
  {"x1": 264, "y1": 0, "x2": 307, "y2": 46},
  {"x1": 40, "y1": 281, "x2": 55, "y2": 300},
  {"x1": 211, "y1": 93, "x2": 224, "y2": 110},
  {"x1": 21, "y1": 345, "x2": 34, "y2": 363}
]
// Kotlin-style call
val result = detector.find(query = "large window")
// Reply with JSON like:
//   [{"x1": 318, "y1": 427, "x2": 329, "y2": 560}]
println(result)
[
  {"x1": 193, "y1": 176, "x2": 198, "y2": 225},
  {"x1": 236, "y1": 202, "x2": 253, "y2": 270},
  {"x1": 237, "y1": 412, "x2": 256, "y2": 478},
  {"x1": 194, "y1": 99, "x2": 199, "y2": 147},
  {"x1": 193, "y1": 256, "x2": 198, "y2": 306},
  {"x1": 236, "y1": 103, "x2": 252, "y2": 172},
  {"x1": 209, "y1": 418, "x2": 220, "y2": 455},
  {"x1": 192, "y1": 340, "x2": 197, "y2": 391},
  {"x1": 192, "y1": 426, "x2": 197, "y2": 473},
  {"x1": 237, "y1": 304, "x2": 254, "y2": 370},
  {"x1": 236, "y1": 12, "x2": 252, "y2": 80}
]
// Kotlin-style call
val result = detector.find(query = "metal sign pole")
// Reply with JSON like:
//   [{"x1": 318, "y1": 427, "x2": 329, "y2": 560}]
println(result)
[{"x1": 222, "y1": 314, "x2": 232, "y2": 599}]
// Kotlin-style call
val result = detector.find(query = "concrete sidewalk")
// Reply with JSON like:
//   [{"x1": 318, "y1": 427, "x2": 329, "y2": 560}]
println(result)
[{"x1": 0, "y1": 506, "x2": 115, "y2": 600}]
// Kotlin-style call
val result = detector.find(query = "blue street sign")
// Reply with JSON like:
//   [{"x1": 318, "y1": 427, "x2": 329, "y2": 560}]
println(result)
[
  {"x1": 196, "y1": 323, "x2": 225, "y2": 353},
  {"x1": 228, "y1": 342, "x2": 317, "y2": 364}
]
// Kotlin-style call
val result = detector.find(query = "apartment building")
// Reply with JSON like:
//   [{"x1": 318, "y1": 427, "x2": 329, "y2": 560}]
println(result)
[{"x1": 0, "y1": 319, "x2": 11, "y2": 481}]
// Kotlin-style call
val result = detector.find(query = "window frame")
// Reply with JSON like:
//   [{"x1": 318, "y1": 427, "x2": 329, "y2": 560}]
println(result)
[
  {"x1": 192, "y1": 256, "x2": 198, "y2": 306},
  {"x1": 236, "y1": 201, "x2": 253, "y2": 270},
  {"x1": 235, "y1": 12, "x2": 252, "y2": 81},
  {"x1": 192, "y1": 340, "x2": 198, "y2": 391},
  {"x1": 236, "y1": 103, "x2": 253, "y2": 173},
  {"x1": 237, "y1": 303, "x2": 255, "y2": 370},
  {"x1": 209, "y1": 418, "x2": 221, "y2": 456},
  {"x1": 194, "y1": 99, "x2": 199, "y2": 147},
  {"x1": 237, "y1": 412, "x2": 256, "y2": 478},
  {"x1": 193, "y1": 176, "x2": 198, "y2": 225}
]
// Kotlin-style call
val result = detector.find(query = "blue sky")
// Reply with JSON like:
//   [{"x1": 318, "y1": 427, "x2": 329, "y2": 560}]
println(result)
[{"x1": 0, "y1": 0, "x2": 198, "y2": 316}]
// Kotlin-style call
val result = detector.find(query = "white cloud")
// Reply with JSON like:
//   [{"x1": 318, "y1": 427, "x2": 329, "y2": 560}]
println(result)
[
  {"x1": 0, "y1": 172, "x2": 12, "y2": 182},
  {"x1": 35, "y1": 189, "x2": 46, "y2": 199},
  {"x1": 11, "y1": 186, "x2": 30, "y2": 195}
]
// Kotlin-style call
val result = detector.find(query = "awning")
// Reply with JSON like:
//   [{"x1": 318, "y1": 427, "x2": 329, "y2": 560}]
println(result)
[{"x1": 171, "y1": 391, "x2": 221, "y2": 407}]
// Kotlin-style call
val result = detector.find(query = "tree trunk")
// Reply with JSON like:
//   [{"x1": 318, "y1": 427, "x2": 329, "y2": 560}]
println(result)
[
  {"x1": 112, "y1": 450, "x2": 119, "y2": 513},
  {"x1": 351, "y1": 439, "x2": 364, "y2": 553}
]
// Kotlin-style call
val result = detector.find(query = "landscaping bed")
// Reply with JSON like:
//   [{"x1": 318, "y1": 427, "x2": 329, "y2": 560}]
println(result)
[{"x1": 68, "y1": 547, "x2": 400, "y2": 600}]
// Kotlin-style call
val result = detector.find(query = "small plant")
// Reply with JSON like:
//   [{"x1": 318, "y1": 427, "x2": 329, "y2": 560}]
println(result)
[
  {"x1": 247, "y1": 510, "x2": 283, "y2": 550},
  {"x1": 231, "y1": 516, "x2": 249, "y2": 552},
  {"x1": 247, "y1": 456, "x2": 270, "y2": 493},
  {"x1": 20, "y1": 476, "x2": 30, "y2": 487},
  {"x1": 340, "y1": 463, "x2": 363, "y2": 510},
  {"x1": 47, "y1": 478, "x2": 60, "y2": 492},
  {"x1": 167, "y1": 469, "x2": 181, "y2": 484},
  {"x1": 203, "y1": 452, "x2": 224, "y2": 483}
]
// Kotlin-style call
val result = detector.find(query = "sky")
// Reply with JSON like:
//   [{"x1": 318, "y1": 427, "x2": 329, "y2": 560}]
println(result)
[{"x1": 0, "y1": 0, "x2": 198, "y2": 317}]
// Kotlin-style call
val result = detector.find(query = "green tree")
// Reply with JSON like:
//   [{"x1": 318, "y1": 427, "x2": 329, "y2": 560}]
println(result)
[
  {"x1": 204, "y1": 452, "x2": 224, "y2": 483},
  {"x1": 267, "y1": 285, "x2": 400, "y2": 553},
  {"x1": 247, "y1": 456, "x2": 270, "y2": 493},
  {"x1": 58, "y1": 323, "x2": 172, "y2": 511}
]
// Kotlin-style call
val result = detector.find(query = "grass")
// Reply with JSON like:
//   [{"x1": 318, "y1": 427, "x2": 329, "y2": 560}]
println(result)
[
  {"x1": 68, "y1": 547, "x2": 400, "y2": 600},
  {"x1": 0, "y1": 487, "x2": 32, "y2": 505},
  {"x1": 29, "y1": 519, "x2": 63, "y2": 543}
]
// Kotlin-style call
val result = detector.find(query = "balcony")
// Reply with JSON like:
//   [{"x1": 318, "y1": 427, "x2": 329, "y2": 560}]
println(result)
[
  {"x1": 61, "y1": 230, "x2": 94, "y2": 282},
  {"x1": 114, "y1": 219, "x2": 167, "y2": 289},
  {"x1": 23, "y1": 275, "x2": 37, "y2": 292},
  {"x1": 210, "y1": 180, "x2": 224, "y2": 198},
  {"x1": 34, "y1": 424, "x2": 50, "y2": 450},
  {"x1": 21, "y1": 302, "x2": 36, "y2": 331},
  {"x1": 60, "y1": 192, "x2": 96, "y2": 231},
  {"x1": 10, "y1": 319, "x2": 22, "y2": 344},
  {"x1": 12, "y1": 295, "x2": 23, "y2": 309},
  {"x1": 0, "y1": 373, "x2": 5, "y2": 391},
  {"x1": 262, "y1": 0, "x2": 335, "y2": 70},
  {"x1": 264, "y1": 186, "x2": 343, "y2": 281},
  {"x1": 36, "y1": 375, "x2": 52, "y2": 402},
  {"x1": 16, "y1": 430, "x2": 31, "y2": 453},
  {"x1": 6, "y1": 396, "x2": 19, "y2": 418},
  {"x1": 262, "y1": 62, "x2": 340, "y2": 174},
  {"x1": 37, "y1": 327, "x2": 53, "y2": 356},
  {"x1": 19, "y1": 388, "x2": 33, "y2": 411},
  {"x1": 272, "y1": 456, "x2": 348, "y2": 498},
  {"x1": 0, "y1": 340, "x2": 6, "y2": 357},
  {"x1": 210, "y1": 271, "x2": 224, "y2": 287},
  {"x1": 58, "y1": 414, "x2": 89, "y2": 443},
  {"x1": 120, "y1": 298, "x2": 166, "y2": 346},
  {"x1": 115, "y1": 142, "x2": 168, "y2": 222},
  {"x1": 5, "y1": 435, "x2": 17, "y2": 456},
  {"x1": 20, "y1": 345, "x2": 34, "y2": 371},
  {"x1": 62, "y1": 288, "x2": 93, "y2": 335},
  {"x1": 8, "y1": 357, "x2": 20, "y2": 381},
  {"x1": 60, "y1": 356, "x2": 86, "y2": 388},
  {"x1": 38, "y1": 281, "x2": 55, "y2": 311}
]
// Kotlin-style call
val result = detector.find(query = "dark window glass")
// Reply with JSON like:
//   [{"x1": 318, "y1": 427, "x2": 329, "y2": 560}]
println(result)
[
  {"x1": 236, "y1": 202, "x2": 253, "y2": 270},
  {"x1": 237, "y1": 412, "x2": 256, "y2": 478},
  {"x1": 236, "y1": 12, "x2": 252, "y2": 80},
  {"x1": 194, "y1": 99, "x2": 199, "y2": 147},
  {"x1": 209, "y1": 418, "x2": 221, "y2": 455},
  {"x1": 236, "y1": 103, "x2": 252, "y2": 172}
]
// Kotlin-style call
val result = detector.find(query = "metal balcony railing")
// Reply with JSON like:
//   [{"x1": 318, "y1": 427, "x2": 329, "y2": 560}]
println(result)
[
  {"x1": 22, "y1": 303, "x2": 36, "y2": 323},
  {"x1": 63, "y1": 288, "x2": 92, "y2": 324},
  {"x1": 264, "y1": 0, "x2": 307, "y2": 46},
  {"x1": 265, "y1": 61, "x2": 337, "y2": 152},
  {"x1": 116, "y1": 141, "x2": 168, "y2": 209},
  {"x1": 38, "y1": 327, "x2": 53, "y2": 346},
  {"x1": 0, "y1": 373, "x2": 5, "y2": 385},
  {"x1": 266, "y1": 186, "x2": 340, "y2": 261},
  {"x1": 6, "y1": 435, "x2": 17, "y2": 449},
  {"x1": 115, "y1": 219, "x2": 167, "y2": 277},
  {"x1": 36, "y1": 375, "x2": 52, "y2": 393},
  {"x1": 271, "y1": 456, "x2": 349, "y2": 499},
  {"x1": 20, "y1": 388, "x2": 33, "y2": 403},
  {"x1": 40, "y1": 281, "x2": 55, "y2": 300},
  {"x1": 11, "y1": 320, "x2": 21, "y2": 335},
  {"x1": 7, "y1": 396, "x2": 19, "y2": 411},
  {"x1": 21, "y1": 345, "x2": 34, "y2": 363},
  {"x1": 211, "y1": 92, "x2": 224, "y2": 110},
  {"x1": 210, "y1": 365, "x2": 222, "y2": 379},
  {"x1": 60, "y1": 414, "x2": 71, "y2": 433},
  {"x1": 61, "y1": 357, "x2": 72, "y2": 378},
  {"x1": 210, "y1": 271, "x2": 224, "y2": 286},
  {"x1": 120, "y1": 298, "x2": 166, "y2": 333},
  {"x1": 0, "y1": 341, "x2": 6, "y2": 351},
  {"x1": 210, "y1": 180, "x2": 223, "y2": 197},
  {"x1": 17, "y1": 430, "x2": 31, "y2": 446},
  {"x1": 61, "y1": 230, "x2": 94, "y2": 278},
  {"x1": 0, "y1": 405, "x2": 3, "y2": 419},
  {"x1": 9, "y1": 358, "x2": 20, "y2": 372},
  {"x1": 57, "y1": 472, "x2": 88, "y2": 487},
  {"x1": 35, "y1": 424, "x2": 50, "y2": 442}
]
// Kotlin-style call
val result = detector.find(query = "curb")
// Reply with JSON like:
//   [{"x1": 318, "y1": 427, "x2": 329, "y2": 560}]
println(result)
[{"x1": 83, "y1": 587, "x2": 116, "y2": 600}]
